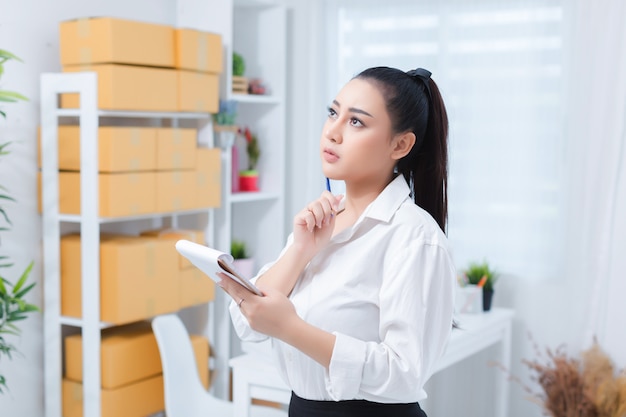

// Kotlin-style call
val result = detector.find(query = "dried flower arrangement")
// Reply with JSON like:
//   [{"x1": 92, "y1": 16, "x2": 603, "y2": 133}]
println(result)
[{"x1": 505, "y1": 336, "x2": 626, "y2": 417}]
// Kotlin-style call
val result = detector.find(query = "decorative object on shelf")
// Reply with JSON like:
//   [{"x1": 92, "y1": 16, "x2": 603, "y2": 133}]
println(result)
[
  {"x1": 0, "y1": 49, "x2": 38, "y2": 394},
  {"x1": 213, "y1": 99, "x2": 239, "y2": 149},
  {"x1": 248, "y1": 78, "x2": 268, "y2": 95},
  {"x1": 239, "y1": 127, "x2": 260, "y2": 192},
  {"x1": 230, "y1": 239, "x2": 255, "y2": 279},
  {"x1": 232, "y1": 52, "x2": 248, "y2": 94},
  {"x1": 504, "y1": 337, "x2": 626, "y2": 417},
  {"x1": 463, "y1": 260, "x2": 498, "y2": 311}
]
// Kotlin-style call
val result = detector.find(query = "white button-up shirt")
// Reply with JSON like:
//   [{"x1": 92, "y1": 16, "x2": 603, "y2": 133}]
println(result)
[{"x1": 230, "y1": 175, "x2": 456, "y2": 403}]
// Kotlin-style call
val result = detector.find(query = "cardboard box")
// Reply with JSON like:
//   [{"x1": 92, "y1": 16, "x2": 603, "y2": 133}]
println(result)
[
  {"x1": 156, "y1": 128, "x2": 197, "y2": 170},
  {"x1": 61, "y1": 235, "x2": 179, "y2": 324},
  {"x1": 180, "y1": 268, "x2": 215, "y2": 309},
  {"x1": 60, "y1": 17, "x2": 175, "y2": 67},
  {"x1": 61, "y1": 64, "x2": 177, "y2": 112},
  {"x1": 37, "y1": 126, "x2": 158, "y2": 172},
  {"x1": 64, "y1": 322, "x2": 209, "y2": 389},
  {"x1": 195, "y1": 147, "x2": 221, "y2": 208},
  {"x1": 62, "y1": 375, "x2": 164, "y2": 417},
  {"x1": 56, "y1": 171, "x2": 156, "y2": 217},
  {"x1": 65, "y1": 322, "x2": 158, "y2": 388},
  {"x1": 139, "y1": 229, "x2": 205, "y2": 269},
  {"x1": 174, "y1": 29, "x2": 223, "y2": 73},
  {"x1": 155, "y1": 171, "x2": 196, "y2": 212},
  {"x1": 177, "y1": 70, "x2": 219, "y2": 113}
]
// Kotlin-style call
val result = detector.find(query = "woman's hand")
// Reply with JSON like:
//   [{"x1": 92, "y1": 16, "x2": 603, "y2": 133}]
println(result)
[
  {"x1": 218, "y1": 273, "x2": 300, "y2": 340},
  {"x1": 292, "y1": 191, "x2": 343, "y2": 259}
]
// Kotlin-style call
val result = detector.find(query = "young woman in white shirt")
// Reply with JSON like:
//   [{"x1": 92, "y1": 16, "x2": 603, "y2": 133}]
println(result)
[{"x1": 218, "y1": 66, "x2": 456, "y2": 417}]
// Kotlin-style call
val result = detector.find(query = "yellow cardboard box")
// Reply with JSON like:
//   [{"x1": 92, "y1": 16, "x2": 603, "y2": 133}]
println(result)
[
  {"x1": 65, "y1": 322, "x2": 209, "y2": 389},
  {"x1": 195, "y1": 147, "x2": 221, "y2": 208},
  {"x1": 156, "y1": 128, "x2": 197, "y2": 170},
  {"x1": 155, "y1": 171, "x2": 196, "y2": 212},
  {"x1": 56, "y1": 171, "x2": 156, "y2": 217},
  {"x1": 37, "y1": 126, "x2": 157, "y2": 172},
  {"x1": 61, "y1": 235, "x2": 179, "y2": 324},
  {"x1": 177, "y1": 70, "x2": 219, "y2": 113},
  {"x1": 180, "y1": 268, "x2": 215, "y2": 309},
  {"x1": 62, "y1": 375, "x2": 164, "y2": 417},
  {"x1": 61, "y1": 64, "x2": 177, "y2": 112},
  {"x1": 139, "y1": 228, "x2": 205, "y2": 269},
  {"x1": 174, "y1": 29, "x2": 223, "y2": 73},
  {"x1": 60, "y1": 17, "x2": 175, "y2": 68}
]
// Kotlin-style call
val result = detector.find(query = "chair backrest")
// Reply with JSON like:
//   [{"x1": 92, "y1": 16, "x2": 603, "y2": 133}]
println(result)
[{"x1": 152, "y1": 314, "x2": 217, "y2": 416}]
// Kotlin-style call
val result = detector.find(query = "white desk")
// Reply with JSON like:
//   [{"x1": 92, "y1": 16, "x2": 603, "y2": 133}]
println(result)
[{"x1": 230, "y1": 308, "x2": 514, "y2": 417}]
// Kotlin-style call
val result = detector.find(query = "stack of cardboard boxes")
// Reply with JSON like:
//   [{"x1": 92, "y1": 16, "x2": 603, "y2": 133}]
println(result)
[
  {"x1": 59, "y1": 17, "x2": 222, "y2": 113},
  {"x1": 45, "y1": 16, "x2": 224, "y2": 416},
  {"x1": 62, "y1": 322, "x2": 209, "y2": 417}
]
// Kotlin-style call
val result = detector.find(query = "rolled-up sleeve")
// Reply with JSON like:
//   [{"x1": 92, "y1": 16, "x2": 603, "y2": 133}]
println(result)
[{"x1": 324, "y1": 239, "x2": 455, "y2": 402}]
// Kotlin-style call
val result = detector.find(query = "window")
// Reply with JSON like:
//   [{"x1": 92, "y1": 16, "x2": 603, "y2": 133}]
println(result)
[{"x1": 326, "y1": 0, "x2": 565, "y2": 279}]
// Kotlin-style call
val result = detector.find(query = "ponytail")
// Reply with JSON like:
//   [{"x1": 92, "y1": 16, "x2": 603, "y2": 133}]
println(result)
[{"x1": 356, "y1": 67, "x2": 449, "y2": 233}]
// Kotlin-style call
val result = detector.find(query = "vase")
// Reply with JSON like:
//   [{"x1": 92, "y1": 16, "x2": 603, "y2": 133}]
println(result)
[
  {"x1": 239, "y1": 170, "x2": 259, "y2": 192},
  {"x1": 483, "y1": 288, "x2": 494, "y2": 311},
  {"x1": 214, "y1": 125, "x2": 238, "y2": 149}
]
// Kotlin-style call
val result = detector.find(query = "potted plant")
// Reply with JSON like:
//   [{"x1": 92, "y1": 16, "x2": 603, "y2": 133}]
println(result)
[
  {"x1": 232, "y1": 52, "x2": 248, "y2": 94},
  {"x1": 213, "y1": 99, "x2": 239, "y2": 149},
  {"x1": 239, "y1": 127, "x2": 260, "y2": 192},
  {"x1": 230, "y1": 239, "x2": 255, "y2": 279},
  {"x1": 463, "y1": 260, "x2": 498, "y2": 311},
  {"x1": 0, "y1": 49, "x2": 38, "y2": 394}
]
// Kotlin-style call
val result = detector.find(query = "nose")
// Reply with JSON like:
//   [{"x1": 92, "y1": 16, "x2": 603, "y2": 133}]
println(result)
[{"x1": 324, "y1": 119, "x2": 342, "y2": 144}]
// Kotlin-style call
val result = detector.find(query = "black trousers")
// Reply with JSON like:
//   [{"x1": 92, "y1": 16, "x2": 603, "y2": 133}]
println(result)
[{"x1": 289, "y1": 392, "x2": 428, "y2": 417}]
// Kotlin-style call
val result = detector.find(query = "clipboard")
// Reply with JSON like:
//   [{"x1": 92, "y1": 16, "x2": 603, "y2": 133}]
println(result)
[{"x1": 175, "y1": 239, "x2": 263, "y2": 296}]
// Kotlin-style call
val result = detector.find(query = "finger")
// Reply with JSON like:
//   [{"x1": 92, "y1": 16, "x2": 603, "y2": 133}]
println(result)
[
  {"x1": 217, "y1": 272, "x2": 247, "y2": 302},
  {"x1": 295, "y1": 209, "x2": 317, "y2": 232}
]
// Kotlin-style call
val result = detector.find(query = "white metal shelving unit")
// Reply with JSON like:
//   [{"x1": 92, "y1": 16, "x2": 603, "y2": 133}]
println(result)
[
  {"x1": 40, "y1": 72, "x2": 215, "y2": 417},
  {"x1": 210, "y1": 1, "x2": 288, "y2": 400}
]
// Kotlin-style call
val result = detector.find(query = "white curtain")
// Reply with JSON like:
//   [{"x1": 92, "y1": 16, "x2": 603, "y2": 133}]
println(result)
[{"x1": 565, "y1": 0, "x2": 626, "y2": 366}]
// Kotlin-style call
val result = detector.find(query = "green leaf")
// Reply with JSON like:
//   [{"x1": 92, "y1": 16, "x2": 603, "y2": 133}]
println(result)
[
  {"x1": 0, "y1": 49, "x2": 23, "y2": 62},
  {"x1": 0, "y1": 277, "x2": 6, "y2": 294},
  {"x1": 0, "y1": 207, "x2": 12, "y2": 225},
  {"x1": 0, "y1": 91, "x2": 28, "y2": 103},
  {"x1": 12, "y1": 262, "x2": 34, "y2": 295},
  {"x1": 13, "y1": 282, "x2": 35, "y2": 300},
  {"x1": 0, "y1": 142, "x2": 11, "y2": 153}
]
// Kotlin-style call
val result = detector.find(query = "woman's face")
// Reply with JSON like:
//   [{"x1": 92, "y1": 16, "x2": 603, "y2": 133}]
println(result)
[{"x1": 320, "y1": 78, "x2": 398, "y2": 185}]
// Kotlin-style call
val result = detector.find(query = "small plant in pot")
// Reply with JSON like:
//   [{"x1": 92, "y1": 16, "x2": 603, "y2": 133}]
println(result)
[
  {"x1": 464, "y1": 260, "x2": 498, "y2": 311},
  {"x1": 231, "y1": 240, "x2": 255, "y2": 279},
  {"x1": 239, "y1": 127, "x2": 260, "y2": 192}
]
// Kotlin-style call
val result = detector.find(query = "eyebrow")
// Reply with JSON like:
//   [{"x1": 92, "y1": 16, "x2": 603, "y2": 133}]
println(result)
[{"x1": 332, "y1": 100, "x2": 374, "y2": 118}]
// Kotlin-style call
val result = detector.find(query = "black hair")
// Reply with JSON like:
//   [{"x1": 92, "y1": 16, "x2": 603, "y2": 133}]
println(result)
[{"x1": 355, "y1": 66, "x2": 449, "y2": 233}]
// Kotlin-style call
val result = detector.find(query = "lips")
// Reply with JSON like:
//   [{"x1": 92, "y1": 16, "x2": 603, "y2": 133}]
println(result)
[{"x1": 323, "y1": 148, "x2": 339, "y2": 163}]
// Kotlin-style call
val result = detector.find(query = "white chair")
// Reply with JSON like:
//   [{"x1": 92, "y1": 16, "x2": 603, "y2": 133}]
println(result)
[{"x1": 151, "y1": 314, "x2": 287, "y2": 417}]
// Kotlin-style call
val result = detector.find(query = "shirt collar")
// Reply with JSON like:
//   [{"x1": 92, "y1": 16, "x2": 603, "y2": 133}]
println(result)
[{"x1": 361, "y1": 175, "x2": 411, "y2": 223}]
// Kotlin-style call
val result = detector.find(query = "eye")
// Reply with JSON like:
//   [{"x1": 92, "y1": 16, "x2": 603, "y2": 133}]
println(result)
[
  {"x1": 349, "y1": 117, "x2": 364, "y2": 127},
  {"x1": 327, "y1": 106, "x2": 338, "y2": 119}
]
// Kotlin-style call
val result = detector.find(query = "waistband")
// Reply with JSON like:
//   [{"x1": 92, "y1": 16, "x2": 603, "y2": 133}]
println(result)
[{"x1": 288, "y1": 392, "x2": 427, "y2": 417}]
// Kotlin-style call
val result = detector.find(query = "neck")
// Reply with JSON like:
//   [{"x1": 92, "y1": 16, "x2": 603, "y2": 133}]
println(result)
[{"x1": 342, "y1": 174, "x2": 394, "y2": 216}]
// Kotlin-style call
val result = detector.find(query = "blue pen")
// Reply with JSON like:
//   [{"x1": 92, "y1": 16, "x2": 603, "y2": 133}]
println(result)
[{"x1": 326, "y1": 177, "x2": 332, "y2": 193}]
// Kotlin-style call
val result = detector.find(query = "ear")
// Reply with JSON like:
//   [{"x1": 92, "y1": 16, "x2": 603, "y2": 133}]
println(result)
[{"x1": 391, "y1": 131, "x2": 416, "y2": 160}]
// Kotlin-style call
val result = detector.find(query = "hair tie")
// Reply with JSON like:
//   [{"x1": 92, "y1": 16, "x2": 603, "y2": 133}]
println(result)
[{"x1": 407, "y1": 68, "x2": 432, "y2": 100}]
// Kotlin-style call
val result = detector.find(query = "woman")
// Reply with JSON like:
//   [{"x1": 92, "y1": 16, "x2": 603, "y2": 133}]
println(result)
[{"x1": 219, "y1": 66, "x2": 456, "y2": 417}]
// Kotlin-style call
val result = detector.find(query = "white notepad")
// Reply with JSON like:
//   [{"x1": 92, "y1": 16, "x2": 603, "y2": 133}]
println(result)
[{"x1": 175, "y1": 239, "x2": 263, "y2": 296}]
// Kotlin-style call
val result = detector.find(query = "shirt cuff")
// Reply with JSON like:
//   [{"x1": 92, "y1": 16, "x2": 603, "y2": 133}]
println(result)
[{"x1": 325, "y1": 332, "x2": 366, "y2": 400}]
